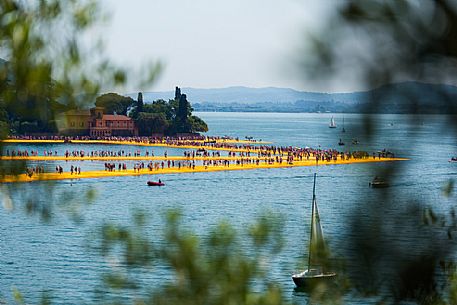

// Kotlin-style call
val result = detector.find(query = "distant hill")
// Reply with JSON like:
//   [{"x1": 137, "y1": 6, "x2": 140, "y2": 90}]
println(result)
[
  {"x1": 133, "y1": 86, "x2": 364, "y2": 105},
  {"x1": 130, "y1": 81, "x2": 457, "y2": 114}
]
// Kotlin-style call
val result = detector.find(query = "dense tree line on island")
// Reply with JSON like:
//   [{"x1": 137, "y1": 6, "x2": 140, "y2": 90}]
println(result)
[
  {"x1": 95, "y1": 93, "x2": 134, "y2": 116},
  {"x1": 96, "y1": 87, "x2": 208, "y2": 136}
]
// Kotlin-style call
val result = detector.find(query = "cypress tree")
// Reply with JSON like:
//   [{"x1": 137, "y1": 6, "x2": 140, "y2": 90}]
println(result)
[{"x1": 137, "y1": 92, "x2": 143, "y2": 112}]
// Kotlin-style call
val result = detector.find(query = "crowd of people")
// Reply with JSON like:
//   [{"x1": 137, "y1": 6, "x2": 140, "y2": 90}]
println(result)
[
  {"x1": 4, "y1": 149, "x2": 41, "y2": 157},
  {"x1": 5, "y1": 147, "x2": 384, "y2": 163},
  {"x1": 3, "y1": 135, "x2": 397, "y2": 178},
  {"x1": 6, "y1": 134, "x2": 268, "y2": 151},
  {"x1": 65, "y1": 149, "x2": 147, "y2": 158},
  {"x1": 25, "y1": 164, "x2": 82, "y2": 177},
  {"x1": 17, "y1": 148, "x2": 393, "y2": 178},
  {"x1": 2, "y1": 145, "x2": 392, "y2": 161},
  {"x1": 8, "y1": 134, "x2": 247, "y2": 144},
  {"x1": 25, "y1": 165, "x2": 44, "y2": 177}
]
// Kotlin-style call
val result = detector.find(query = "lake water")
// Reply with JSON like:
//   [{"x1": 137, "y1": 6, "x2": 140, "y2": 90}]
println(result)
[{"x1": 0, "y1": 113, "x2": 456, "y2": 304}]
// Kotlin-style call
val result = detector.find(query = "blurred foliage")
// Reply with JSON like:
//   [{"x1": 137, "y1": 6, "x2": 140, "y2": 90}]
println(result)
[
  {"x1": 301, "y1": 0, "x2": 457, "y2": 137},
  {"x1": 443, "y1": 179, "x2": 455, "y2": 198},
  {"x1": 299, "y1": 0, "x2": 457, "y2": 304},
  {"x1": 3, "y1": 0, "x2": 457, "y2": 305},
  {"x1": 12, "y1": 287, "x2": 24, "y2": 304},
  {"x1": 0, "y1": 0, "x2": 161, "y2": 135},
  {"x1": 99, "y1": 210, "x2": 287, "y2": 305},
  {"x1": 0, "y1": 0, "x2": 159, "y2": 219}
]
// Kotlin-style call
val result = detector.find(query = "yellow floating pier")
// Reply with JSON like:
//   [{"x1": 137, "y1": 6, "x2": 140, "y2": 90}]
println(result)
[
  {"x1": 0, "y1": 156, "x2": 253, "y2": 161},
  {"x1": 2, "y1": 138, "x2": 271, "y2": 148},
  {"x1": 0, "y1": 157, "x2": 407, "y2": 183}
]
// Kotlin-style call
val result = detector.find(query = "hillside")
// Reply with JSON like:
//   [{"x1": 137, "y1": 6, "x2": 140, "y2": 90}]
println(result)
[
  {"x1": 131, "y1": 82, "x2": 457, "y2": 114},
  {"x1": 135, "y1": 86, "x2": 363, "y2": 105}
]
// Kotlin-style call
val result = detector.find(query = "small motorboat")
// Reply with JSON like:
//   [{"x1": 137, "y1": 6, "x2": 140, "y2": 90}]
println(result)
[
  {"x1": 147, "y1": 180, "x2": 165, "y2": 186},
  {"x1": 449, "y1": 157, "x2": 457, "y2": 163},
  {"x1": 369, "y1": 176, "x2": 389, "y2": 188}
]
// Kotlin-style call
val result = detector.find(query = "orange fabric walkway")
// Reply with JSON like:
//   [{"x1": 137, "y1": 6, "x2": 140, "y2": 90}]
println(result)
[{"x1": 1, "y1": 157, "x2": 407, "y2": 183}]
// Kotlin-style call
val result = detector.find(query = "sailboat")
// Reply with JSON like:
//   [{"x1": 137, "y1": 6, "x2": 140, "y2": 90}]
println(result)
[
  {"x1": 329, "y1": 117, "x2": 336, "y2": 128},
  {"x1": 342, "y1": 117, "x2": 346, "y2": 133},
  {"x1": 292, "y1": 173, "x2": 336, "y2": 289}
]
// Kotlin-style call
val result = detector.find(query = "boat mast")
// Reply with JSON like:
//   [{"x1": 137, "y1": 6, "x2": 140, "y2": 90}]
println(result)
[{"x1": 307, "y1": 173, "x2": 317, "y2": 270}]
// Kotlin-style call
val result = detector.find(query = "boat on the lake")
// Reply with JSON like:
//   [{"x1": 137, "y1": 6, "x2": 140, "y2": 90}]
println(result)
[
  {"x1": 449, "y1": 157, "x2": 457, "y2": 163},
  {"x1": 292, "y1": 173, "x2": 336, "y2": 289},
  {"x1": 369, "y1": 176, "x2": 389, "y2": 188},
  {"x1": 338, "y1": 138, "x2": 344, "y2": 146},
  {"x1": 147, "y1": 180, "x2": 165, "y2": 186},
  {"x1": 342, "y1": 117, "x2": 346, "y2": 133},
  {"x1": 329, "y1": 117, "x2": 336, "y2": 128}
]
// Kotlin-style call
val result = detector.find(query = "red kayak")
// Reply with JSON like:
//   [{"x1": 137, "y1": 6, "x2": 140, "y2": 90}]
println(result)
[{"x1": 147, "y1": 181, "x2": 165, "y2": 186}]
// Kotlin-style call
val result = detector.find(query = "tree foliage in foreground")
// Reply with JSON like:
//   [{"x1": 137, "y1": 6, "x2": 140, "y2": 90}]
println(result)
[
  {"x1": 98, "y1": 211, "x2": 287, "y2": 305},
  {"x1": 299, "y1": 1, "x2": 457, "y2": 304},
  {"x1": 0, "y1": 0, "x2": 160, "y2": 136},
  {"x1": 2, "y1": 0, "x2": 457, "y2": 305}
]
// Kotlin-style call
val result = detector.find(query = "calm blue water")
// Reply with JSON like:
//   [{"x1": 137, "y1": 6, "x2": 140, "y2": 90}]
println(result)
[{"x1": 0, "y1": 113, "x2": 456, "y2": 304}]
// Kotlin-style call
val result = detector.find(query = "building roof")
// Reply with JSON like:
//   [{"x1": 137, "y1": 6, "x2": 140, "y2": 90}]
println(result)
[{"x1": 103, "y1": 114, "x2": 132, "y2": 121}]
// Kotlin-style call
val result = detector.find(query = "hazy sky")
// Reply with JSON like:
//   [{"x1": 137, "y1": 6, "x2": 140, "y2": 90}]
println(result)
[{"x1": 100, "y1": 0, "x2": 333, "y2": 92}]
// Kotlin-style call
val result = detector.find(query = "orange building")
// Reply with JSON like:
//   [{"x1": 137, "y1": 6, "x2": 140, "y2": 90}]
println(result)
[
  {"x1": 60, "y1": 107, "x2": 138, "y2": 136},
  {"x1": 58, "y1": 109, "x2": 91, "y2": 135}
]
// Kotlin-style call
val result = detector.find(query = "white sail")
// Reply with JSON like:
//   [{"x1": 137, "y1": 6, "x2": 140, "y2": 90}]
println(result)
[
  {"x1": 329, "y1": 117, "x2": 336, "y2": 128},
  {"x1": 309, "y1": 196, "x2": 328, "y2": 270},
  {"x1": 292, "y1": 173, "x2": 336, "y2": 287}
]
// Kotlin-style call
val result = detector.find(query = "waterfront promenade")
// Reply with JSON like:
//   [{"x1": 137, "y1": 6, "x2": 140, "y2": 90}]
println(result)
[
  {"x1": 0, "y1": 156, "x2": 406, "y2": 183},
  {"x1": 0, "y1": 136, "x2": 406, "y2": 183}
]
